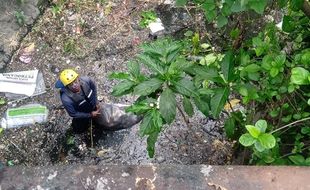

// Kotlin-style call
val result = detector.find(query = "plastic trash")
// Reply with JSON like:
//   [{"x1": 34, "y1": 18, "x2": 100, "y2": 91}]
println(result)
[
  {"x1": 94, "y1": 103, "x2": 142, "y2": 131},
  {"x1": 1, "y1": 104, "x2": 48, "y2": 129}
]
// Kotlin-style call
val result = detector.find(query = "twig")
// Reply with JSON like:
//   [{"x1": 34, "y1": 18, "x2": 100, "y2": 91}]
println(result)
[
  {"x1": 79, "y1": 177, "x2": 88, "y2": 190},
  {"x1": 271, "y1": 117, "x2": 310, "y2": 134},
  {"x1": 176, "y1": 104, "x2": 190, "y2": 128},
  {"x1": 90, "y1": 119, "x2": 94, "y2": 148},
  {"x1": 279, "y1": 145, "x2": 310, "y2": 159}
]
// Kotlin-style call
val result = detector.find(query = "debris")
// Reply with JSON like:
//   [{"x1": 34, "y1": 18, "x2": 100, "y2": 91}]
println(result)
[
  {"x1": 224, "y1": 99, "x2": 240, "y2": 111},
  {"x1": 1, "y1": 104, "x2": 48, "y2": 129},
  {"x1": 19, "y1": 43, "x2": 35, "y2": 64},
  {"x1": 148, "y1": 18, "x2": 165, "y2": 35},
  {"x1": 207, "y1": 182, "x2": 228, "y2": 190},
  {"x1": 0, "y1": 70, "x2": 46, "y2": 102}
]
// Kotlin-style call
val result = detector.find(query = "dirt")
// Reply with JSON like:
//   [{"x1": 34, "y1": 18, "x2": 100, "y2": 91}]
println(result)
[{"x1": 0, "y1": 0, "x2": 234, "y2": 167}]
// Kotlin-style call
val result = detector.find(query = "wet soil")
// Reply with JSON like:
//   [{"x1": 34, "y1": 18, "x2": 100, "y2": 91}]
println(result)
[{"x1": 0, "y1": 0, "x2": 234, "y2": 167}]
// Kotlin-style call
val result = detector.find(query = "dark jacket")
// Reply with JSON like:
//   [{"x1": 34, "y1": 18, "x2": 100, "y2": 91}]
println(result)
[{"x1": 60, "y1": 76, "x2": 98, "y2": 119}]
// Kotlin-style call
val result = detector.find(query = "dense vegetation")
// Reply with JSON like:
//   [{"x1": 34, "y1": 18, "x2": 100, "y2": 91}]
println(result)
[{"x1": 111, "y1": 0, "x2": 310, "y2": 165}]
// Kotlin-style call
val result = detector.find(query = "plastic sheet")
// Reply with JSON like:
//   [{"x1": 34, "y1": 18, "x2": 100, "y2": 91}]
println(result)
[{"x1": 94, "y1": 103, "x2": 141, "y2": 131}]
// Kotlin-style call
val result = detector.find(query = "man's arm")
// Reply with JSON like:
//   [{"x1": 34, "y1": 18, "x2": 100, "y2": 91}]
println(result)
[{"x1": 61, "y1": 95, "x2": 92, "y2": 118}]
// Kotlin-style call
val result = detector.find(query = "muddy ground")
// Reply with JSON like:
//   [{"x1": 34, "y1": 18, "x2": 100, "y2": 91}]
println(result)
[{"x1": 0, "y1": 0, "x2": 234, "y2": 167}]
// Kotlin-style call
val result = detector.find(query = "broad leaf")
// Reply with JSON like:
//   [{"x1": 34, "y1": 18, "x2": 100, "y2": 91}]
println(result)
[
  {"x1": 248, "y1": 0, "x2": 267, "y2": 14},
  {"x1": 239, "y1": 133, "x2": 256, "y2": 147},
  {"x1": 262, "y1": 54, "x2": 273, "y2": 70},
  {"x1": 128, "y1": 61, "x2": 140, "y2": 78},
  {"x1": 138, "y1": 54, "x2": 164, "y2": 75},
  {"x1": 147, "y1": 131, "x2": 160, "y2": 158},
  {"x1": 258, "y1": 133, "x2": 276, "y2": 149},
  {"x1": 289, "y1": 155, "x2": 305, "y2": 165},
  {"x1": 221, "y1": 51, "x2": 234, "y2": 82},
  {"x1": 290, "y1": 0, "x2": 304, "y2": 11},
  {"x1": 126, "y1": 101, "x2": 150, "y2": 114},
  {"x1": 194, "y1": 96, "x2": 210, "y2": 117},
  {"x1": 243, "y1": 64, "x2": 260, "y2": 73},
  {"x1": 109, "y1": 72, "x2": 130, "y2": 80},
  {"x1": 112, "y1": 80, "x2": 135, "y2": 96},
  {"x1": 172, "y1": 78, "x2": 199, "y2": 97},
  {"x1": 183, "y1": 97, "x2": 194, "y2": 117},
  {"x1": 139, "y1": 111, "x2": 156, "y2": 136},
  {"x1": 254, "y1": 141, "x2": 265, "y2": 152},
  {"x1": 245, "y1": 125, "x2": 261, "y2": 138},
  {"x1": 140, "y1": 110, "x2": 163, "y2": 137},
  {"x1": 133, "y1": 78, "x2": 163, "y2": 96},
  {"x1": 159, "y1": 88, "x2": 176, "y2": 124},
  {"x1": 282, "y1": 15, "x2": 295, "y2": 32},
  {"x1": 210, "y1": 87, "x2": 229, "y2": 118},
  {"x1": 175, "y1": 0, "x2": 188, "y2": 6},
  {"x1": 216, "y1": 15, "x2": 228, "y2": 28},
  {"x1": 224, "y1": 117, "x2": 235, "y2": 139},
  {"x1": 194, "y1": 66, "x2": 225, "y2": 84},
  {"x1": 290, "y1": 67, "x2": 310, "y2": 85},
  {"x1": 255, "y1": 120, "x2": 267, "y2": 133}
]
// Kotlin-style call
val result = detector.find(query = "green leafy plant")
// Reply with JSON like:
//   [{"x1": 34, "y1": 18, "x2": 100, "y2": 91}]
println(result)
[
  {"x1": 14, "y1": 11, "x2": 25, "y2": 26},
  {"x1": 139, "y1": 11, "x2": 157, "y2": 28},
  {"x1": 110, "y1": 0, "x2": 310, "y2": 165},
  {"x1": 239, "y1": 120, "x2": 276, "y2": 152}
]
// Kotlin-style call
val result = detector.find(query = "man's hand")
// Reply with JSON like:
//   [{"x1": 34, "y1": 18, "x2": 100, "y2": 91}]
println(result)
[{"x1": 91, "y1": 109, "x2": 100, "y2": 118}]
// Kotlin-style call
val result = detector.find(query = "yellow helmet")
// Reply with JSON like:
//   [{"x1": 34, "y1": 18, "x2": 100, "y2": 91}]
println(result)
[{"x1": 59, "y1": 69, "x2": 79, "y2": 86}]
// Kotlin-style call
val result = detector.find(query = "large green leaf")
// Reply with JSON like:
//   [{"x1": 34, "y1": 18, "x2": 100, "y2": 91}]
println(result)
[
  {"x1": 243, "y1": 64, "x2": 261, "y2": 73},
  {"x1": 221, "y1": 51, "x2": 234, "y2": 82},
  {"x1": 140, "y1": 110, "x2": 163, "y2": 136},
  {"x1": 255, "y1": 120, "x2": 267, "y2": 133},
  {"x1": 182, "y1": 96, "x2": 194, "y2": 117},
  {"x1": 224, "y1": 117, "x2": 235, "y2": 139},
  {"x1": 175, "y1": 0, "x2": 188, "y2": 6},
  {"x1": 216, "y1": 15, "x2": 228, "y2": 28},
  {"x1": 138, "y1": 54, "x2": 164, "y2": 75},
  {"x1": 147, "y1": 131, "x2": 160, "y2": 158},
  {"x1": 282, "y1": 15, "x2": 295, "y2": 33},
  {"x1": 239, "y1": 133, "x2": 256, "y2": 147},
  {"x1": 248, "y1": 0, "x2": 267, "y2": 14},
  {"x1": 254, "y1": 141, "x2": 265, "y2": 152},
  {"x1": 290, "y1": 67, "x2": 310, "y2": 85},
  {"x1": 245, "y1": 125, "x2": 261, "y2": 138},
  {"x1": 128, "y1": 61, "x2": 140, "y2": 78},
  {"x1": 139, "y1": 111, "x2": 155, "y2": 136},
  {"x1": 290, "y1": 0, "x2": 304, "y2": 11},
  {"x1": 169, "y1": 57, "x2": 191, "y2": 73},
  {"x1": 133, "y1": 78, "x2": 163, "y2": 96},
  {"x1": 112, "y1": 80, "x2": 135, "y2": 96},
  {"x1": 258, "y1": 133, "x2": 276, "y2": 149},
  {"x1": 289, "y1": 155, "x2": 305, "y2": 165},
  {"x1": 210, "y1": 87, "x2": 229, "y2": 118},
  {"x1": 172, "y1": 78, "x2": 199, "y2": 97},
  {"x1": 193, "y1": 96, "x2": 210, "y2": 117},
  {"x1": 126, "y1": 101, "x2": 151, "y2": 114},
  {"x1": 194, "y1": 66, "x2": 225, "y2": 84},
  {"x1": 108, "y1": 72, "x2": 130, "y2": 80},
  {"x1": 159, "y1": 88, "x2": 176, "y2": 124}
]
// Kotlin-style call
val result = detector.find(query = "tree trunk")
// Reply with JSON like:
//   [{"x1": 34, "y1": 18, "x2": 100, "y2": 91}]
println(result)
[{"x1": 302, "y1": 0, "x2": 310, "y2": 18}]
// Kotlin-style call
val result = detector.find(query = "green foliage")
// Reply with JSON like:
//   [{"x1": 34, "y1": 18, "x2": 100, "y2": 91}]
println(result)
[
  {"x1": 176, "y1": 0, "x2": 268, "y2": 27},
  {"x1": 139, "y1": 11, "x2": 157, "y2": 28},
  {"x1": 110, "y1": 0, "x2": 310, "y2": 164},
  {"x1": 14, "y1": 11, "x2": 25, "y2": 26}
]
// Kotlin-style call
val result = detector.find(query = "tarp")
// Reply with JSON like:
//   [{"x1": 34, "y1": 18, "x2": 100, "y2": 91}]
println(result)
[{"x1": 0, "y1": 70, "x2": 45, "y2": 97}]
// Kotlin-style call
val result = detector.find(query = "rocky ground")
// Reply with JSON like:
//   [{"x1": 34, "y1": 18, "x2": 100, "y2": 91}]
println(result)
[{"x1": 0, "y1": 0, "x2": 234, "y2": 167}]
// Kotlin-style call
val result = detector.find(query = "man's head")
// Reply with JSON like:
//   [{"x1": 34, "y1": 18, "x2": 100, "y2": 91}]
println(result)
[{"x1": 59, "y1": 69, "x2": 80, "y2": 93}]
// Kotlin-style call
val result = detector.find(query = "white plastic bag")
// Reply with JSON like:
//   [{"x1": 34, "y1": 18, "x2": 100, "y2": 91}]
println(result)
[{"x1": 1, "y1": 104, "x2": 48, "y2": 129}]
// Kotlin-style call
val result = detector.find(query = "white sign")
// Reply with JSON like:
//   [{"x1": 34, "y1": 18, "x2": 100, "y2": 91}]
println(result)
[{"x1": 0, "y1": 70, "x2": 39, "y2": 96}]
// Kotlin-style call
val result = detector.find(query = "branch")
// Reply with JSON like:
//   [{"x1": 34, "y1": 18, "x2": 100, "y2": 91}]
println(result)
[
  {"x1": 271, "y1": 117, "x2": 310, "y2": 134},
  {"x1": 301, "y1": 0, "x2": 310, "y2": 18}
]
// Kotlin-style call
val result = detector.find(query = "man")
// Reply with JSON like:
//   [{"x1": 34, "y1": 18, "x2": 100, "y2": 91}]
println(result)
[{"x1": 56, "y1": 69, "x2": 141, "y2": 134}]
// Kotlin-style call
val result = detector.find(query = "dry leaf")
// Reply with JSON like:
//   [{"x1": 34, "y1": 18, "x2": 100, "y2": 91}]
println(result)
[{"x1": 224, "y1": 98, "x2": 240, "y2": 111}]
